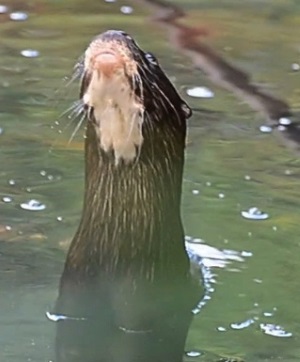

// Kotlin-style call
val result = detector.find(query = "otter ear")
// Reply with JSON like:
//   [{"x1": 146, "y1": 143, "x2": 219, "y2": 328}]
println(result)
[{"x1": 181, "y1": 101, "x2": 192, "y2": 119}]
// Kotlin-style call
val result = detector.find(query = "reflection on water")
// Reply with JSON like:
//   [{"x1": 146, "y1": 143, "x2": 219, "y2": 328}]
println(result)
[{"x1": 0, "y1": 0, "x2": 300, "y2": 361}]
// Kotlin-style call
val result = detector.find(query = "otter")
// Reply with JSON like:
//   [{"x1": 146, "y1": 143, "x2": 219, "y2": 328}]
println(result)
[{"x1": 54, "y1": 30, "x2": 202, "y2": 362}]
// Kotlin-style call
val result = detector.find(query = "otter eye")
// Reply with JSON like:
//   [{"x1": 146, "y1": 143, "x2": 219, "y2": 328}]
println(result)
[
  {"x1": 119, "y1": 30, "x2": 132, "y2": 40},
  {"x1": 145, "y1": 52, "x2": 159, "y2": 66}
]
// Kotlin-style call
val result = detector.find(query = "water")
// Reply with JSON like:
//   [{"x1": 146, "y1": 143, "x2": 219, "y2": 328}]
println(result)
[{"x1": 0, "y1": 0, "x2": 300, "y2": 361}]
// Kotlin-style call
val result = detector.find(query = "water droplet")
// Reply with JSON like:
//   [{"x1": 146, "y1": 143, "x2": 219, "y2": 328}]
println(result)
[
  {"x1": 20, "y1": 199, "x2": 46, "y2": 211},
  {"x1": 9, "y1": 11, "x2": 28, "y2": 21},
  {"x1": 56, "y1": 216, "x2": 63, "y2": 222},
  {"x1": 186, "y1": 86, "x2": 214, "y2": 99},
  {"x1": 47, "y1": 175, "x2": 54, "y2": 181},
  {"x1": 244, "y1": 175, "x2": 251, "y2": 181},
  {"x1": 217, "y1": 326, "x2": 227, "y2": 332},
  {"x1": 21, "y1": 49, "x2": 40, "y2": 58},
  {"x1": 186, "y1": 351, "x2": 202, "y2": 357},
  {"x1": 8, "y1": 179, "x2": 15, "y2": 185},
  {"x1": 279, "y1": 117, "x2": 291, "y2": 126},
  {"x1": 260, "y1": 323, "x2": 292, "y2": 338},
  {"x1": 206, "y1": 181, "x2": 211, "y2": 186},
  {"x1": 40, "y1": 170, "x2": 47, "y2": 176},
  {"x1": 241, "y1": 207, "x2": 269, "y2": 220},
  {"x1": 192, "y1": 189, "x2": 199, "y2": 195},
  {"x1": 254, "y1": 278, "x2": 263, "y2": 284},
  {"x1": 5, "y1": 225, "x2": 12, "y2": 231},
  {"x1": 272, "y1": 226, "x2": 277, "y2": 231},
  {"x1": 291, "y1": 63, "x2": 300, "y2": 71},
  {"x1": 218, "y1": 193, "x2": 225, "y2": 199},
  {"x1": 26, "y1": 187, "x2": 32, "y2": 193},
  {"x1": 0, "y1": 5, "x2": 8, "y2": 13},
  {"x1": 120, "y1": 5, "x2": 133, "y2": 14},
  {"x1": 231, "y1": 318, "x2": 255, "y2": 330},
  {"x1": 263, "y1": 312, "x2": 273, "y2": 317},
  {"x1": 259, "y1": 125, "x2": 272, "y2": 133},
  {"x1": 105, "y1": 0, "x2": 116, "y2": 2},
  {"x1": 2, "y1": 196, "x2": 12, "y2": 203}
]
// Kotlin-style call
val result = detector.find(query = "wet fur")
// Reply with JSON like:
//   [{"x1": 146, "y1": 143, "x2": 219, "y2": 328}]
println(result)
[{"x1": 55, "y1": 31, "x2": 201, "y2": 362}]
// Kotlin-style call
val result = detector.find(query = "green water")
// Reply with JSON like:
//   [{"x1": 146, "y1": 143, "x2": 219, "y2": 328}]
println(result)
[{"x1": 0, "y1": 1, "x2": 299, "y2": 361}]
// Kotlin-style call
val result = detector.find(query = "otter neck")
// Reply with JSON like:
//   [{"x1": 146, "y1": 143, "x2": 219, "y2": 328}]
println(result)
[{"x1": 67, "y1": 114, "x2": 187, "y2": 280}]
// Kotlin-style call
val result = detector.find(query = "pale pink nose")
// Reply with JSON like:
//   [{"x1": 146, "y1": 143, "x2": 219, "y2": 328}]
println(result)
[{"x1": 93, "y1": 52, "x2": 123, "y2": 78}]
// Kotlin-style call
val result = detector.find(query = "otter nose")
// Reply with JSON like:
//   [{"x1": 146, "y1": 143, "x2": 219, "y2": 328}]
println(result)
[{"x1": 93, "y1": 52, "x2": 123, "y2": 78}]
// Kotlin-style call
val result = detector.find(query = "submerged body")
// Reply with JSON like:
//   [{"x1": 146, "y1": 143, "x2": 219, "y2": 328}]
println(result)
[{"x1": 55, "y1": 30, "x2": 201, "y2": 362}]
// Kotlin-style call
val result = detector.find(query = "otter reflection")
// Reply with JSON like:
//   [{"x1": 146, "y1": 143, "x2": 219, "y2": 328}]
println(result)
[{"x1": 54, "y1": 30, "x2": 202, "y2": 362}]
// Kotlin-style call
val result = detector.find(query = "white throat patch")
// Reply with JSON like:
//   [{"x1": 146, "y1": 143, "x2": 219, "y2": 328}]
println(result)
[{"x1": 83, "y1": 70, "x2": 144, "y2": 164}]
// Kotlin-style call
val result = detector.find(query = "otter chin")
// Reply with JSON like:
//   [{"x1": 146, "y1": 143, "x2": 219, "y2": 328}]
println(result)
[{"x1": 54, "y1": 30, "x2": 202, "y2": 362}]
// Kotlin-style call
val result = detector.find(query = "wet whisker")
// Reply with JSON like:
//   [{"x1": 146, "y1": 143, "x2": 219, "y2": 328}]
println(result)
[{"x1": 68, "y1": 112, "x2": 86, "y2": 145}]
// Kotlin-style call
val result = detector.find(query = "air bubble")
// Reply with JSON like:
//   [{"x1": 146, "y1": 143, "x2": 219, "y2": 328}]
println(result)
[
  {"x1": 186, "y1": 86, "x2": 214, "y2": 99},
  {"x1": 21, "y1": 49, "x2": 40, "y2": 58},
  {"x1": 277, "y1": 125, "x2": 286, "y2": 132},
  {"x1": 231, "y1": 318, "x2": 255, "y2": 330},
  {"x1": 279, "y1": 117, "x2": 291, "y2": 126},
  {"x1": 120, "y1": 5, "x2": 133, "y2": 14},
  {"x1": 9, "y1": 11, "x2": 28, "y2": 21},
  {"x1": 259, "y1": 125, "x2": 272, "y2": 133},
  {"x1": 186, "y1": 351, "x2": 202, "y2": 357},
  {"x1": 260, "y1": 323, "x2": 292, "y2": 338},
  {"x1": 0, "y1": 5, "x2": 8, "y2": 13},
  {"x1": 241, "y1": 207, "x2": 269, "y2": 220},
  {"x1": 20, "y1": 199, "x2": 46, "y2": 211},
  {"x1": 2, "y1": 196, "x2": 12, "y2": 203}
]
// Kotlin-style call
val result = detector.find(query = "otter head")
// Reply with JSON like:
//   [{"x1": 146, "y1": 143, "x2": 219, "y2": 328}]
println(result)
[{"x1": 80, "y1": 30, "x2": 191, "y2": 165}]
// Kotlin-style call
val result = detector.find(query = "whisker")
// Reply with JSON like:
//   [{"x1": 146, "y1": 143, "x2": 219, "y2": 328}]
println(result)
[
  {"x1": 68, "y1": 112, "x2": 86, "y2": 145},
  {"x1": 59, "y1": 100, "x2": 84, "y2": 120}
]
